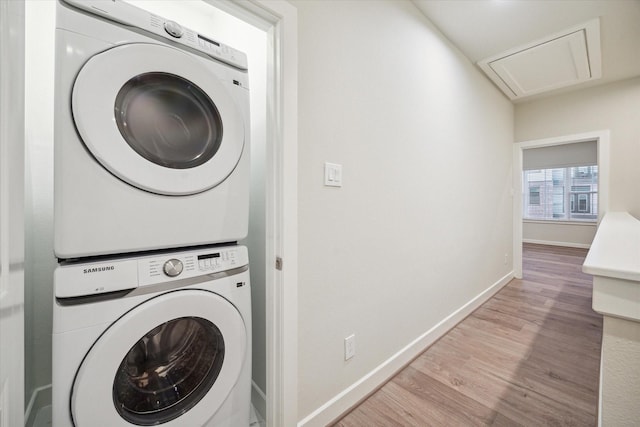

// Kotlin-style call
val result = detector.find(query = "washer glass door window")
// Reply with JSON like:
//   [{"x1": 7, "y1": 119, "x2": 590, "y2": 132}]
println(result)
[
  {"x1": 71, "y1": 290, "x2": 246, "y2": 426},
  {"x1": 73, "y1": 43, "x2": 246, "y2": 196},
  {"x1": 113, "y1": 317, "x2": 225, "y2": 425}
]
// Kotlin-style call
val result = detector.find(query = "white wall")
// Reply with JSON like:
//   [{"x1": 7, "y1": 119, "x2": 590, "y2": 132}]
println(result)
[
  {"x1": 515, "y1": 77, "x2": 640, "y2": 218},
  {"x1": 294, "y1": 0, "x2": 514, "y2": 422}
]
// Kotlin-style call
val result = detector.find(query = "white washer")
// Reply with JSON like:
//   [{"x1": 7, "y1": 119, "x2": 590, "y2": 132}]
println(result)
[
  {"x1": 54, "y1": 0, "x2": 251, "y2": 259},
  {"x1": 52, "y1": 245, "x2": 252, "y2": 427}
]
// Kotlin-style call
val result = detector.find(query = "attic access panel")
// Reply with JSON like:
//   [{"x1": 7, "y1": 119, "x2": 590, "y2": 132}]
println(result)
[{"x1": 478, "y1": 19, "x2": 601, "y2": 100}]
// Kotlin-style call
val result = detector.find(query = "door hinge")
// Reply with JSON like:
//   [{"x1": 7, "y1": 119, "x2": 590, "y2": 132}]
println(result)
[{"x1": 275, "y1": 257, "x2": 283, "y2": 271}]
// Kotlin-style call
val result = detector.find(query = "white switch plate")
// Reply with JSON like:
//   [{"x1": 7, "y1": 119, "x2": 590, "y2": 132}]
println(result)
[
  {"x1": 344, "y1": 334, "x2": 355, "y2": 360},
  {"x1": 324, "y1": 162, "x2": 342, "y2": 187}
]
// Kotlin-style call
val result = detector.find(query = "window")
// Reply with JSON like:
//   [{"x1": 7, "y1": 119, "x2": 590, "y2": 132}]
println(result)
[
  {"x1": 570, "y1": 185, "x2": 592, "y2": 214},
  {"x1": 523, "y1": 165, "x2": 598, "y2": 222},
  {"x1": 529, "y1": 186, "x2": 540, "y2": 205}
]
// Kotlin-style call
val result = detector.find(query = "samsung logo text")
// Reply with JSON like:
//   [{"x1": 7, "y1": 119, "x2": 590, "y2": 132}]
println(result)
[{"x1": 83, "y1": 266, "x2": 115, "y2": 274}]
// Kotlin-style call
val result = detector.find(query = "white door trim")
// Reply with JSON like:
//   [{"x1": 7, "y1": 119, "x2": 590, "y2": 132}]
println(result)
[
  {"x1": 205, "y1": 1, "x2": 298, "y2": 426},
  {"x1": 513, "y1": 130, "x2": 610, "y2": 278}
]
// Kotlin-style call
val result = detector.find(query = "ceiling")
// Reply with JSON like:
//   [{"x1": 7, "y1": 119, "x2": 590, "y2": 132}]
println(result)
[{"x1": 412, "y1": 0, "x2": 640, "y2": 102}]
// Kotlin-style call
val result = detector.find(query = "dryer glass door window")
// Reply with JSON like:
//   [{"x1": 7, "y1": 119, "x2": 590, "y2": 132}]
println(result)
[
  {"x1": 72, "y1": 43, "x2": 246, "y2": 196},
  {"x1": 115, "y1": 73, "x2": 223, "y2": 170}
]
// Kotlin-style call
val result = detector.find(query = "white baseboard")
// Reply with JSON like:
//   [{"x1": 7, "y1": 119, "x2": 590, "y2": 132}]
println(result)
[
  {"x1": 297, "y1": 271, "x2": 514, "y2": 427},
  {"x1": 251, "y1": 380, "x2": 266, "y2": 422},
  {"x1": 24, "y1": 384, "x2": 51, "y2": 427},
  {"x1": 523, "y1": 238, "x2": 591, "y2": 249}
]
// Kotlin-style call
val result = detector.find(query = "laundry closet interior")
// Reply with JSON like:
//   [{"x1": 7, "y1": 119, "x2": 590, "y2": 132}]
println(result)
[{"x1": 24, "y1": 0, "x2": 269, "y2": 425}]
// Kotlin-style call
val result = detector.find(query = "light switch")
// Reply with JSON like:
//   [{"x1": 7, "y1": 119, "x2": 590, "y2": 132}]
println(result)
[{"x1": 324, "y1": 162, "x2": 342, "y2": 187}]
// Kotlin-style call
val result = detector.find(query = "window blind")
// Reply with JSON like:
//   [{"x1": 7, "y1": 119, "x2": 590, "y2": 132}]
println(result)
[{"x1": 523, "y1": 140, "x2": 597, "y2": 171}]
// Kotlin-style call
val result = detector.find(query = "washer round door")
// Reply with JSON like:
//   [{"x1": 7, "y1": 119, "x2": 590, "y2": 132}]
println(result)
[
  {"x1": 71, "y1": 290, "x2": 246, "y2": 426},
  {"x1": 72, "y1": 43, "x2": 245, "y2": 196}
]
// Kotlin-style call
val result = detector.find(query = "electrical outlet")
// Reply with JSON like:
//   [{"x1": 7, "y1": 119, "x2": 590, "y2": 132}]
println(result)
[
  {"x1": 344, "y1": 334, "x2": 355, "y2": 360},
  {"x1": 504, "y1": 253, "x2": 509, "y2": 265}
]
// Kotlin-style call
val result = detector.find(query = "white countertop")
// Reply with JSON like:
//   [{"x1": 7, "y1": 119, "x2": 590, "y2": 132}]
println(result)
[{"x1": 583, "y1": 212, "x2": 640, "y2": 282}]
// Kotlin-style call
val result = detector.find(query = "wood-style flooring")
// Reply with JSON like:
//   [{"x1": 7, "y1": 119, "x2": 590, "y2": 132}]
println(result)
[{"x1": 333, "y1": 244, "x2": 602, "y2": 426}]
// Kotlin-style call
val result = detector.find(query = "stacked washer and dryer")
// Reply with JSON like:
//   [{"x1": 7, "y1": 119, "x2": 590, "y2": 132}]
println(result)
[{"x1": 51, "y1": 0, "x2": 253, "y2": 426}]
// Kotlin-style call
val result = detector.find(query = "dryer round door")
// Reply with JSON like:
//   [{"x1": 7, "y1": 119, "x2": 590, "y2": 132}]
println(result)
[
  {"x1": 71, "y1": 290, "x2": 247, "y2": 426},
  {"x1": 72, "y1": 43, "x2": 245, "y2": 196}
]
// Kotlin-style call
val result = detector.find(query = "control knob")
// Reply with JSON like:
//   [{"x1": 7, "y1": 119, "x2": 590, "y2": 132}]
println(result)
[
  {"x1": 163, "y1": 258, "x2": 184, "y2": 277},
  {"x1": 164, "y1": 20, "x2": 184, "y2": 38}
]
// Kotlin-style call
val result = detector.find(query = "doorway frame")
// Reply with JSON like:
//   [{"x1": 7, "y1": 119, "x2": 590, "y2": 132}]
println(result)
[
  {"x1": 206, "y1": 1, "x2": 298, "y2": 426},
  {"x1": 513, "y1": 130, "x2": 610, "y2": 278}
]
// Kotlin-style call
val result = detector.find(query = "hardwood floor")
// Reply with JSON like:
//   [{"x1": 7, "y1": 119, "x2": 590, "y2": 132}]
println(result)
[{"x1": 334, "y1": 244, "x2": 602, "y2": 426}]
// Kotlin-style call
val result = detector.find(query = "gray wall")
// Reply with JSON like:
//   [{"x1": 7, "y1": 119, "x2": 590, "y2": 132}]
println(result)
[{"x1": 294, "y1": 0, "x2": 514, "y2": 419}]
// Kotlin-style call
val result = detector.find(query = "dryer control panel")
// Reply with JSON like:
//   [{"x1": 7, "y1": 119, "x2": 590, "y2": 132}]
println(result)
[
  {"x1": 55, "y1": 245, "x2": 249, "y2": 298},
  {"x1": 62, "y1": 0, "x2": 248, "y2": 70}
]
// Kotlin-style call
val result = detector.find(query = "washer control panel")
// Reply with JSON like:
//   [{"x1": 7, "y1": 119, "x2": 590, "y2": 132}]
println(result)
[
  {"x1": 62, "y1": 0, "x2": 248, "y2": 70},
  {"x1": 55, "y1": 245, "x2": 248, "y2": 298},
  {"x1": 196, "y1": 250, "x2": 239, "y2": 271},
  {"x1": 138, "y1": 246, "x2": 246, "y2": 286}
]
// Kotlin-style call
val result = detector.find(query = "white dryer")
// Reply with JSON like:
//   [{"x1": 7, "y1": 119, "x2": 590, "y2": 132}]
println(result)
[
  {"x1": 54, "y1": 0, "x2": 250, "y2": 259},
  {"x1": 52, "y1": 245, "x2": 252, "y2": 426}
]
